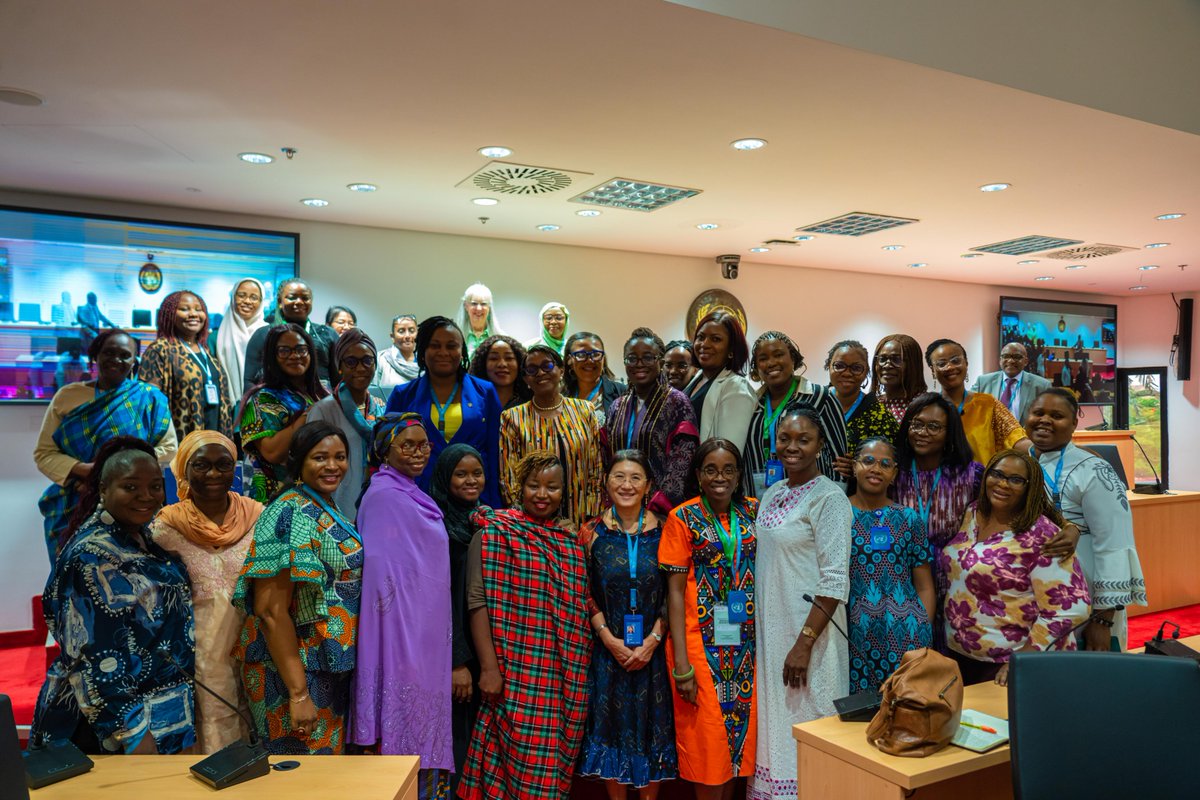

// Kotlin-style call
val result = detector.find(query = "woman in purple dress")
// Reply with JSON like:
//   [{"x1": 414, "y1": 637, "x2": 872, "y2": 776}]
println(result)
[{"x1": 352, "y1": 413, "x2": 452, "y2": 797}]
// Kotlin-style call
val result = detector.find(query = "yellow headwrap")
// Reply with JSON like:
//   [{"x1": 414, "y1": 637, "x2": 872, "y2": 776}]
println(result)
[{"x1": 170, "y1": 430, "x2": 238, "y2": 501}]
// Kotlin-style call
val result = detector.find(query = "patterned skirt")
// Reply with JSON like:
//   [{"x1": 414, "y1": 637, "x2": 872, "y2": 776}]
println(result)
[{"x1": 241, "y1": 661, "x2": 351, "y2": 755}]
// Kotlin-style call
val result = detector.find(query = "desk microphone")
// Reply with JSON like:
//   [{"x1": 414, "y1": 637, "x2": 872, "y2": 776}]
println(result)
[
  {"x1": 802, "y1": 593, "x2": 883, "y2": 722},
  {"x1": 1144, "y1": 619, "x2": 1200, "y2": 662},
  {"x1": 164, "y1": 652, "x2": 271, "y2": 790}
]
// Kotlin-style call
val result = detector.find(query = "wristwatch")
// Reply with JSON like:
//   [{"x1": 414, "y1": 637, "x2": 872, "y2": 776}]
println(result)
[
  {"x1": 651, "y1": 631, "x2": 663, "y2": 643},
  {"x1": 801, "y1": 625, "x2": 818, "y2": 641}
]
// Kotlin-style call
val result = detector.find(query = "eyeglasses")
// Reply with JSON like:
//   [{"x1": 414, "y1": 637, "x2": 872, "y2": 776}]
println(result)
[
  {"x1": 623, "y1": 354, "x2": 660, "y2": 367},
  {"x1": 570, "y1": 349, "x2": 605, "y2": 362},
  {"x1": 524, "y1": 361, "x2": 559, "y2": 376},
  {"x1": 986, "y1": 468, "x2": 1028, "y2": 488},
  {"x1": 188, "y1": 458, "x2": 236, "y2": 474},
  {"x1": 609, "y1": 473, "x2": 647, "y2": 486},
  {"x1": 999, "y1": 354, "x2": 1026, "y2": 362},
  {"x1": 876, "y1": 354, "x2": 903, "y2": 366},
  {"x1": 277, "y1": 345, "x2": 311, "y2": 359},
  {"x1": 932, "y1": 355, "x2": 965, "y2": 371},
  {"x1": 831, "y1": 361, "x2": 867, "y2": 377},
  {"x1": 340, "y1": 355, "x2": 376, "y2": 370},
  {"x1": 234, "y1": 291, "x2": 261, "y2": 302},
  {"x1": 467, "y1": 301, "x2": 490, "y2": 309},
  {"x1": 395, "y1": 440, "x2": 432, "y2": 455},
  {"x1": 909, "y1": 420, "x2": 945, "y2": 434},
  {"x1": 542, "y1": 313, "x2": 566, "y2": 323},
  {"x1": 701, "y1": 465, "x2": 738, "y2": 479},
  {"x1": 856, "y1": 455, "x2": 896, "y2": 470}
]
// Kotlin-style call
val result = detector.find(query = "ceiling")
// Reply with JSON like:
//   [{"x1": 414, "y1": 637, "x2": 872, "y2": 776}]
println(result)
[{"x1": 0, "y1": 0, "x2": 1196, "y2": 296}]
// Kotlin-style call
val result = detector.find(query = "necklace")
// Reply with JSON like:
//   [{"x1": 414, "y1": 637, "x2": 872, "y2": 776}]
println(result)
[{"x1": 532, "y1": 396, "x2": 564, "y2": 412}]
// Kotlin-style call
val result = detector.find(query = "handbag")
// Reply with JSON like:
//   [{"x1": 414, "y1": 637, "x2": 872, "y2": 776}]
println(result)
[{"x1": 865, "y1": 647, "x2": 964, "y2": 757}]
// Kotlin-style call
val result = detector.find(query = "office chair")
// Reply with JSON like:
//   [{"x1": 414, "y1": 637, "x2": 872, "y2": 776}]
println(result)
[{"x1": 1009, "y1": 651, "x2": 1200, "y2": 799}]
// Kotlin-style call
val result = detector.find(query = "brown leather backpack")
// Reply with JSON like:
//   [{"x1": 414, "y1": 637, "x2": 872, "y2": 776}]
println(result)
[{"x1": 865, "y1": 647, "x2": 964, "y2": 757}]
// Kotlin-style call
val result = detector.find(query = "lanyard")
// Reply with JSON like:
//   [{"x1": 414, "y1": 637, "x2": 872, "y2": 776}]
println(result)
[
  {"x1": 954, "y1": 390, "x2": 971, "y2": 416},
  {"x1": 188, "y1": 346, "x2": 214, "y2": 383},
  {"x1": 1035, "y1": 448, "x2": 1066, "y2": 510},
  {"x1": 299, "y1": 485, "x2": 362, "y2": 545},
  {"x1": 842, "y1": 391, "x2": 865, "y2": 423},
  {"x1": 624, "y1": 398, "x2": 645, "y2": 449},
  {"x1": 701, "y1": 496, "x2": 741, "y2": 589},
  {"x1": 761, "y1": 379, "x2": 798, "y2": 457},
  {"x1": 614, "y1": 506, "x2": 646, "y2": 610},
  {"x1": 585, "y1": 382, "x2": 602, "y2": 403},
  {"x1": 432, "y1": 382, "x2": 459, "y2": 433},
  {"x1": 911, "y1": 463, "x2": 942, "y2": 529}
]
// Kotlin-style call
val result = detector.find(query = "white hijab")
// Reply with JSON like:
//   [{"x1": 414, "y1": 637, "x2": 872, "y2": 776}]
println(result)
[{"x1": 215, "y1": 277, "x2": 267, "y2": 399}]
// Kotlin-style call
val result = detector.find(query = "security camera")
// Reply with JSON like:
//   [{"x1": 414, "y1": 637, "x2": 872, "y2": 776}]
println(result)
[{"x1": 716, "y1": 254, "x2": 740, "y2": 280}]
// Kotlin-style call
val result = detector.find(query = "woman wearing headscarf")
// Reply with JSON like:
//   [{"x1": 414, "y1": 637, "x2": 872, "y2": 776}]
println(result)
[
  {"x1": 305, "y1": 328, "x2": 386, "y2": 516},
  {"x1": 429, "y1": 444, "x2": 486, "y2": 794},
  {"x1": 525, "y1": 302, "x2": 569, "y2": 355},
  {"x1": 352, "y1": 414, "x2": 452, "y2": 797},
  {"x1": 215, "y1": 278, "x2": 267, "y2": 401},
  {"x1": 152, "y1": 430, "x2": 264, "y2": 753},
  {"x1": 243, "y1": 279, "x2": 339, "y2": 389}
]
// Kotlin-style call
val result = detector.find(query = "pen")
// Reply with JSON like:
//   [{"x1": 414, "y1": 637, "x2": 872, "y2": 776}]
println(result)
[{"x1": 960, "y1": 721, "x2": 998, "y2": 734}]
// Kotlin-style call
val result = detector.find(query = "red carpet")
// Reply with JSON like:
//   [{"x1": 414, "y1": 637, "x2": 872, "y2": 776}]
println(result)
[
  {"x1": 1128, "y1": 604, "x2": 1200, "y2": 647},
  {"x1": 0, "y1": 643, "x2": 44, "y2": 726}
]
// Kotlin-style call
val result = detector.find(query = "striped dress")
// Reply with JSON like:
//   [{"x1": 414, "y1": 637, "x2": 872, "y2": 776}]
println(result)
[{"x1": 499, "y1": 398, "x2": 603, "y2": 527}]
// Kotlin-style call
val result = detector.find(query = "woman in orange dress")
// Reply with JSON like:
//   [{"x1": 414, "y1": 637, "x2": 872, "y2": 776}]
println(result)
[{"x1": 660, "y1": 439, "x2": 757, "y2": 799}]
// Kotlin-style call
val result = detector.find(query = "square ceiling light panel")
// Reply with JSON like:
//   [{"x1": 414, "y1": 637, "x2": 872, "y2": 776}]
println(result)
[
  {"x1": 970, "y1": 235, "x2": 1085, "y2": 256},
  {"x1": 796, "y1": 212, "x2": 919, "y2": 236},
  {"x1": 570, "y1": 178, "x2": 702, "y2": 212}
]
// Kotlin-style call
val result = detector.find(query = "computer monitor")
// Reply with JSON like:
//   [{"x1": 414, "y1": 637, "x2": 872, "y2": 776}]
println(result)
[
  {"x1": 56, "y1": 337, "x2": 84, "y2": 356},
  {"x1": 0, "y1": 302, "x2": 12, "y2": 322},
  {"x1": 17, "y1": 303, "x2": 41, "y2": 324},
  {"x1": 131, "y1": 309, "x2": 152, "y2": 328},
  {"x1": 1082, "y1": 444, "x2": 1129, "y2": 490}
]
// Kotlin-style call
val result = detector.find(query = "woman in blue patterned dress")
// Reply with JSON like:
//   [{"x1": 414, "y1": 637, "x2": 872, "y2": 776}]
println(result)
[
  {"x1": 578, "y1": 449, "x2": 677, "y2": 798},
  {"x1": 845, "y1": 437, "x2": 935, "y2": 692}
]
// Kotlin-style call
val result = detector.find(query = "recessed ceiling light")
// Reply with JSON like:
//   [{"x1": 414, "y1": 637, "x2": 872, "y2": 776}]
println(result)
[
  {"x1": 300, "y1": 198, "x2": 329, "y2": 207},
  {"x1": 1035, "y1": 276, "x2": 1054, "y2": 281},
  {"x1": 1156, "y1": 213, "x2": 1184, "y2": 220},
  {"x1": 472, "y1": 197, "x2": 499, "y2": 206},
  {"x1": 881, "y1": 245, "x2": 904, "y2": 251},
  {"x1": 239, "y1": 152, "x2": 274, "y2": 164},
  {"x1": 793, "y1": 235, "x2": 814, "y2": 241},
  {"x1": 346, "y1": 183, "x2": 377, "y2": 192},
  {"x1": 536, "y1": 224, "x2": 559, "y2": 232},
  {"x1": 1129, "y1": 285, "x2": 1147, "y2": 291},
  {"x1": 731, "y1": 138, "x2": 767, "y2": 151},
  {"x1": 1139, "y1": 264, "x2": 1160, "y2": 271},
  {"x1": 960, "y1": 253, "x2": 983, "y2": 259},
  {"x1": 1018, "y1": 259, "x2": 1040, "y2": 265},
  {"x1": 575, "y1": 209, "x2": 601, "y2": 217},
  {"x1": 908, "y1": 263, "x2": 927, "y2": 268},
  {"x1": 479, "y1": 145, "x2": 512, "y2": 158},
  {"x1": 696, "y1": 223, "x2": 720, "y2": 230},
  {"x1": 749, "y1": 247, "x2": 770, "y2": 253},
  {"x1": 1065, "y1": 264, "x2": 1086, "y2": 270},
  {"x1": 0, "y1": 87, "x2": 45, "y2": 106},
  {"x1": 980, "y1": 183, "x2": 1011, "y2": 192},
  {"x1": 1145, "y1": 242, "x2": 1170, "y2": 248}
]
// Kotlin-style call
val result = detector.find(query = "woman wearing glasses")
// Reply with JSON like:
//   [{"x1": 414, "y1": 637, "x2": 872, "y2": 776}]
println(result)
[
  {"x1": 826, "y1": 340, "x2": 899, "y2": 480},
  {"x1": 564, "y1": 330, "x2": 626, "y2": 428},
  {"x1": 455, "y1": 283, "x2": 503, "y2": 358},
  {"x1": 925, "y1": 338, "x2": 1031, "y2": 466},
  {"x1": 870, "y1": 334, "x2": 927, "y2": 423},
  {"x1": 152, "y1": 430, "x2": 264, "y2": 753},
  {"x1": 844, "y1": 438, "x2": 934, "y2": 693},
  {"x1": 306, "y1": 329, "x2": 387, "y2": 517},
  {"x1": 238, "y1": 324, "x2": 329, "y2": 503},
  {"x1": 942, "y1": 449, "x2": 1091, "y2": 685},
  {"x1": 500, "y1": 344, "x2": 603, "y2": 527},
  {"x1": 660, "y1": 439, "x2": 758, "y2": 799},
  {"x1": 526, "y1": 301, "x2": 570, "y2": 355},
  {"x1": 604, "y1": 327, "x2": 699, "y2": 516}
]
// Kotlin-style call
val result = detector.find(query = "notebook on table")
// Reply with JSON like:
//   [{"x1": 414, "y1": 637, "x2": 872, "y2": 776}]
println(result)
[{"x1": 951, "y1": 708, "x2": 1010, "y2": 752}]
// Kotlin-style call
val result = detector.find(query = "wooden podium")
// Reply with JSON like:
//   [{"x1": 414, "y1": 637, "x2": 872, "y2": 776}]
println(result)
[{"x1": 1071, "y1": 429, "x2": 1136, "y2": 487}]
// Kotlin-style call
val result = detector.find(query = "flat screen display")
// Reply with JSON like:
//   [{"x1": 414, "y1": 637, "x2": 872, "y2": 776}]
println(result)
[
  {"x1": 999, "y1": 295, "x2": 1117, "y2": 404},
  {"x1": 0, "y1": 205, "x2": 297, "y2": 402}
]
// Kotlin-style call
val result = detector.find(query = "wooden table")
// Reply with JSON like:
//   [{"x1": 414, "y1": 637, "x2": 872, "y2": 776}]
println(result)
[
  {"x1": 1127, "y1": 490, "x2": 1200, "y2": 615},
  {"x1": 29, "y1": 754, "x2": 419, "y2": 799}
]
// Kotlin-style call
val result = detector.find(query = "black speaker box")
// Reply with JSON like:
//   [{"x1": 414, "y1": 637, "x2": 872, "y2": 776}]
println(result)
[{"x1": 1176, "y1": 298, "x2": 1193, "y2": 381}]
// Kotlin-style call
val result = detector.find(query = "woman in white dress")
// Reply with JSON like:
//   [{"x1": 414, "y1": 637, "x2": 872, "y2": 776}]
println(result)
[
  {"x1": 214, "y1": 277, "x2": 267, "y2": 401},
  {"x1": 1026, "y1": 388, "x2": 1146, "y2": 649},
  {"x1": 749, "y1": 405, "x2": 852, "y2": 800}
]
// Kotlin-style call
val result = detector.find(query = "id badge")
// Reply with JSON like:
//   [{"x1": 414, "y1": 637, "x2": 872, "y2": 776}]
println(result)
[
  {"x1": 713, "y1": 604, "x2": 742, "y2": 646},
  {"x1": 869, "y1": 525, "x2": 893, "y2": 551},
  {"x1": 204, "y1": 382, "x2": 220, "y2": 406},
  {"x1": 727, "y1": 590, "x2": 748, "y2": 623},
  {"x1": 764, "y1": 459, "x2": 785, "y2": 489},
  {"x1": 623, "y1": 614, "x2": 643, "y2": 647}
]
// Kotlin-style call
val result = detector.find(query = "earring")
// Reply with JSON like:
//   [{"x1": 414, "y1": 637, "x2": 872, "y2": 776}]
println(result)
[{"x1": 99, "y1": 503, "x2": 115, "y2": 526}]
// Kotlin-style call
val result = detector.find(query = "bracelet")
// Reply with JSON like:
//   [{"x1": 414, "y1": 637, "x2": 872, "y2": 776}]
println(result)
[
  {"x1": 671, "y1": 665, "x2": 695, "y2": 682},
  {"x1": 650, "y1": 631, "x2": 663, "y2": 643},
  {"x1": 1092, "y1": 616, "x2": 1115, "y2": 628},
  {"x1": 596, "y1": 623, "x2": 608, "y2": 634},
  {"x1": 289, "y1": 692, "x2": 310, "y2": 704}
]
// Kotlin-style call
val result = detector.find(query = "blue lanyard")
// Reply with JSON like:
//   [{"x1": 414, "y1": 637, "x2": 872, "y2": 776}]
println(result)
[
  {"x1": 954, "y1": 390, "x2": 971, "y2": 416},
  {"x1": 431, "y1": 382, "x2": 459, "y2": 434},
  {"x1": 1035, "y1": 449, "x2": 1066, "y2": 510},
  {"x1": 911, "y1": 463, "x2": 942, "y2": 529},
  {"x1": 586, "y1": 382, "x2": 602, "y2": 403},
  {"x1": 614, "y1": 506, "x2": 645, "y2": 610},
  {"x1": 299, "y1": 485, "x2": 362, "y2": 545},
  {"x1": 842, "y1": 391, "x2": 865, "y2": 423}
]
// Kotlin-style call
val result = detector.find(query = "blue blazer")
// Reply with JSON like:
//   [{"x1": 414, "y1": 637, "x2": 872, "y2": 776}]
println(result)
[{"x1": 386, "y1": 373, "x2": 503, "y2": 508}]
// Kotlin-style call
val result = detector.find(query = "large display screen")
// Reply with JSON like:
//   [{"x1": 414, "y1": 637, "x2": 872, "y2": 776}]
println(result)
[
  {"x1": 999, "y1": 296, "x2": 1117, "y2": 404},
  {"x1": 0, "y1": 206, "x2": 298, "y2": 402}
]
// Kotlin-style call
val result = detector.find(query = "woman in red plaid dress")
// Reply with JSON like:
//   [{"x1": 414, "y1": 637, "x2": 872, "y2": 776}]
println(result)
[{"x1": 458, "y1": 451, "x2": 592, "y2": 799}]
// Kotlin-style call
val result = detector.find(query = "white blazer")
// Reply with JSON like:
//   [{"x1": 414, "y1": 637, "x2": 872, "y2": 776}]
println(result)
[{"x1": 696, "y1": 368, "x2": 758, "y2": 457}]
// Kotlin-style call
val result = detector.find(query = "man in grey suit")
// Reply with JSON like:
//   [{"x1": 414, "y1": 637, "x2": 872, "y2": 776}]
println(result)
[{"x1": 971, "y1": 342, "x2": 1052, "y2": 425}]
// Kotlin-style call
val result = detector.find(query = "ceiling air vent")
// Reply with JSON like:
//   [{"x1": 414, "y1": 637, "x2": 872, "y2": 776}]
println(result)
[
  {"x1": 457, "y1": 162, "x2": 591, "y2": 196},
  {"x1": 1041, "y1": 243, "x2": 1138, "y2": 260},
  {"x1": 571, "y1": 178, "x2": 701, "y2": 212},
  {"x1": 796, "y1": 212, "x2": 918, "y2": 237},
  {"x1": 762, "y1": 239, "x2": 800, "y2": 246},
  {"x1": 970, "y1": 235, "x2": 1084, "y2": 256}
]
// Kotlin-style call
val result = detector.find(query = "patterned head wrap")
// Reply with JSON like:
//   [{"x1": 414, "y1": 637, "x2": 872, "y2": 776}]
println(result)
[{"x1": 369, "y1": 412, "x2": 426, "y2": 468}]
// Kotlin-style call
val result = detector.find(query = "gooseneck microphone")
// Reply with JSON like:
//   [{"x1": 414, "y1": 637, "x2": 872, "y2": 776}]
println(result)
[{"x1": 802, "y1": 593, "x2": 884, "y2": 722}]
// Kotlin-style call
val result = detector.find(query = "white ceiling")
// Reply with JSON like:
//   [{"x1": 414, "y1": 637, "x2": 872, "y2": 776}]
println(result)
[{"x1": 0, "y1": 0, "x2": 1197, "y2": 296}]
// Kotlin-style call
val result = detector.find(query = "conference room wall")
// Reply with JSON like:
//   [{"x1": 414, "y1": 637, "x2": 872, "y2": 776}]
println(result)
[{"x1": 0, "y1": 188, "x2": 1175, "y2": 631}]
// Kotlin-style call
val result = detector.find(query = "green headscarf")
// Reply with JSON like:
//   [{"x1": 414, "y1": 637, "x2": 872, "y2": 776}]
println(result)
[{"x1": 538, "y1": 301, "x2": 569, "y2": 355}]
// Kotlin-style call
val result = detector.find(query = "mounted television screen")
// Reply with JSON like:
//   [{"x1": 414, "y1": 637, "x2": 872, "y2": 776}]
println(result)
[
  {"x1": 999, "y1": 296, "x2": 1117, "y2": 405},
  {"x1": 0, "y1": 205, "x2": 297, "y2": 402}
]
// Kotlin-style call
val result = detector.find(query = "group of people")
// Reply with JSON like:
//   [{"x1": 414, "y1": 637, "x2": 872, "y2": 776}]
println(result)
[{"x1": 29, "y1": 277, "x2": 1147, "y2": 800}]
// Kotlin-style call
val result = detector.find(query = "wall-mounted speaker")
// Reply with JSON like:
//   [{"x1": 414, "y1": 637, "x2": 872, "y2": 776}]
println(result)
[{"x1": 1176, "y1": 298, "x2": 1193, "y2": 381}]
